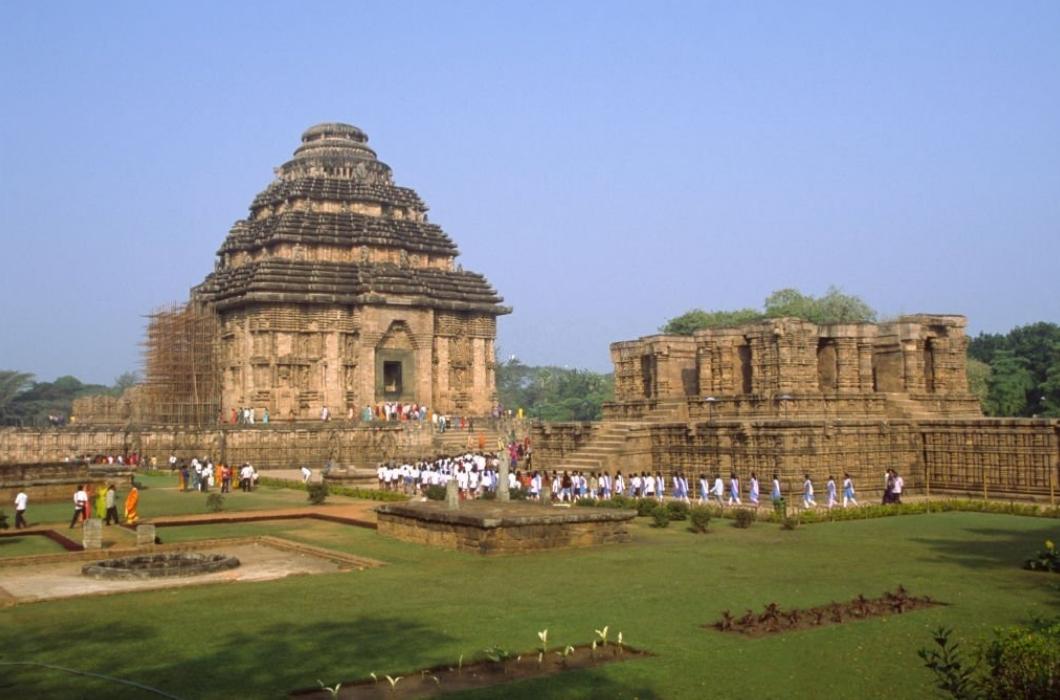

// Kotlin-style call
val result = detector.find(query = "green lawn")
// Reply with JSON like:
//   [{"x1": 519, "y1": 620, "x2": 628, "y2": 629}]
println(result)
[
  {"x1": 0, "y1": 511, "x2": 1056, "y2": 699},
  {"x1": 0, "y1": 534, "x2": 68, "y2": 559}
]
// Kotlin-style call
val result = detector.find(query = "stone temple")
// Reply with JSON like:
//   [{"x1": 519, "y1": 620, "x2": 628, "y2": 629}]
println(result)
[{"x1": 183, "y1": 123, "x2": 509, "y2": 421}]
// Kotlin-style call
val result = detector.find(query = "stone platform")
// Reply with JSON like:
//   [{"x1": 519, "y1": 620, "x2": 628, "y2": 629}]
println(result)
[{"x1": 375, "y1": 501, "x2": 636, "y2": 555}]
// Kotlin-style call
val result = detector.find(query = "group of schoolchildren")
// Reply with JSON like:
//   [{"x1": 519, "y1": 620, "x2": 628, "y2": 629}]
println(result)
[
  {"x1": 170, "y1": 455, "x2": 259, "y2": 494},
  {"x1": 377, "y1": 451, "x2": 902, "y2": 512}
]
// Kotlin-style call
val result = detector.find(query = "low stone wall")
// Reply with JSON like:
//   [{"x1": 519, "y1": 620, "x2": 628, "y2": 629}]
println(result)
[
  {"x1": 0, "y1": 462, "x2": 133, "y2": 503},
  {"x1": 0, "y1": 423, "x2": 425, "y2": 471},
  {"x1": 376, "y1": 502, "x2": 635, "y2": 554},
  {"x1": 533, "y1": 417, "x2": 1060, "y2": 502}
]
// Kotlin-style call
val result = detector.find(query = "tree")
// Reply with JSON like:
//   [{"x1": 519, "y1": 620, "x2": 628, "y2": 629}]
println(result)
[
  {"x1": 966, "y1": 358, "x2": 991, "y2": 408},
  {"x1": 0, "y1": 370, "x2": 34, "y2": 409},
  {"x1": 661, "y1": 286, "x2": 876, "y2": 335},
  {"x1": 985, "y1": 351, "x2": 1034, "y2": 417},
  {"x1": 967, "y1": 323, "x2": 1060, "y2": 416},
  {"x1": 112, "y1": 371, "x2": 141, "y2": 396}
]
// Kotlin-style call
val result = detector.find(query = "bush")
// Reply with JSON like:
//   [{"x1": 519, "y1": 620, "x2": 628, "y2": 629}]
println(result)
[
  {"x1": 636, "y1": 498, "x2": 658, "y2": 517},
  {"x1": 780, "y1": 516, "x2": 799, "y2": 530},
  {"x1": 575, "y1": 497, "x2": 596, "y2": 507},
  {"x1": 611, "y1": 495, "x2": 636, "y2": 510},
  {"x1": 1024, "y1": 539, "x2": 1059, "y2": 573},
  {"x1": 650, "y1": 505, "x2": 670, "y2": 528},
  {"x1": 919, "y1": 620, "x2": 1060, "y2": 700},
  {"x1": 0, "y1": 509, "x2": 8, "y2": 530},
  {"x1": 665, "y1": 501, "x2": 690, "y2": 521},
  {"x1": 205, "y1": 493, "x2": 225, "y2": 513},
  {"x1": 425, "y1": 485, "x2": 446, "y2": 501},
  {"x1": 733, "y1": 508, "x2": 755, "y2": 529},
  {"x1": 307, "y1": 482, "x2": 329, "y2": 505},
  {"x1": 689, "y1": 506, "x2": 712, "y2": 533},
  {"x1": 772, "y1": 497, "x2": 786, "y2": 517}
]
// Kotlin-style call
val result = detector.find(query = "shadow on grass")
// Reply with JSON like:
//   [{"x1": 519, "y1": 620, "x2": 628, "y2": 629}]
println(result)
[
  {"x1": 911, "y1": 523, "x2": 1059, "y2": 572},
  {"x1": 0, "y1": 616, "x2": 460, "y2": 699},
  {"x1": 449, "y1": 668, "x2": 661, "y2": 700}
]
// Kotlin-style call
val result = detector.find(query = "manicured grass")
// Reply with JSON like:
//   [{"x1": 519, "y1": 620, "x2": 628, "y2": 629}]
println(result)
[
  {"x1": 0, "y1": 512, "x2": 1056, "y2": 699},
  {"x1": 0, "y1": 534, "x2": 68, "y2": 559}
]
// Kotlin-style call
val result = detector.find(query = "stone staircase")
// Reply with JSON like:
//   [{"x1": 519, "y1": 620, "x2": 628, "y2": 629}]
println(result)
[{"x1": 552, "y1": 422, "x2": 636, "y2": 473}]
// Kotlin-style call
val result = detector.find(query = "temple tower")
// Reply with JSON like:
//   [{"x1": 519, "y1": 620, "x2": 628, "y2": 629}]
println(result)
[{"x1": 191, "y1": 123, "x2": 510, "y2": 420}]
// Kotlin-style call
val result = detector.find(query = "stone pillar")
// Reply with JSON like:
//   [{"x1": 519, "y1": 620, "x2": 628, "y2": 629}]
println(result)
[
  {"x1": 82, "y1": 519, "x2": 102, "y2": 550},
  {"x1": 498, "y1": 451, "x2": 510, "y2": 502},
  {"x1": 445, "y1": 479, "x2": 459, "y2": 510},
  {"x1": 136, "y1": 523, "x2": 157, "y2": 547},
  {"x1": 835, "y1": 339, "x2": 860, "y2": 393},
  {"x1": 541, "y1": 484, "x2": 552, "y2": 505}
]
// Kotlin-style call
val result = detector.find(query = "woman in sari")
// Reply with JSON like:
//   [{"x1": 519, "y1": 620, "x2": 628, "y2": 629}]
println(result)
[{"x1": 124, "y1": 485, "x2": 140, "y2": 524}]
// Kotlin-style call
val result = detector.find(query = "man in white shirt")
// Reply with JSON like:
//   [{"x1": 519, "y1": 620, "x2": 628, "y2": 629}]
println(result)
[
  {"x1": 892, "y1": 471, "x2": 904, "y2": 504},
  {"x1": 14, "y1": 490, "x2": 28, "y2": 529},
  {"x1": 69, "y1": 484, "x2": 88, "y2": 528},
  {"x1": 301, "y1": 465, "x2": 312, "y2": 484}
]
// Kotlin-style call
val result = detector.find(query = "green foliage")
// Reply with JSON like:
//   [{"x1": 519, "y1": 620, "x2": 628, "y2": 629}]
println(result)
[
  {"x1": 661, "y1": 308, "x2": 764, "y2": 335},
  {"x1": 918, "y1": 627, "x2": 979, "y2": 700},
  {"x1": 665, "y1": 501, "x2": 689, "y2": 521},
  {"x1": 495, "y1": 359, "x2": 613, "y2": 421},
  {"x1": 0, "y1": 509, "x2": 8, "y2": 530},
  {"x1": 966, "y1": 358, "x2": 991, "y2": 406},
  {"x1": 781, "y1": 516, "x2": 799, "y2": 530},
  {"x1": 635, "y1": 498, "x2": 658, "y2": 517},
  {"x1": 969, "y1": 322, "x2": 1060, "y2": 417},
  {"x1": 0, "y1": 371, "x2": 112, "y2": 426},
  {"x1": 255, "y1": 477, "x2": 408, "y2": 502},
  {"x1": 205, "y1": 493, "x2": 225, "y2": 513},
  {"x1": 650, "y1": 505, "x2": 670, "y2": 528},
  {"x1": 732, "y1": 508, "x2": 755, "y2": 528},
  {"x1": 425, "y1": 485, "x2": 447, "y2": 501},
  {"x1": 688, "y1": 506, "x2": 712, "y2": 533},
  {"x1": 111, "y1": 371, "x2": 140, "y2": 396},
  {"x1": 307, "y1": 482, "x2": 329, "y2": 505},
  {"x1": 918, "y1": 620, "x2": 1060, "y2": 700},
  {"x1": 661, "y1": 286, "x2": 876, "y2": 335},
  {"x1": 1024, "y1": 539, "x2": 1059, "y2": 573}
]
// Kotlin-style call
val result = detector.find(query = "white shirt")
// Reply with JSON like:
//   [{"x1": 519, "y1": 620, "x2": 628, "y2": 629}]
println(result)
[
  {"x1": 893, "y1": 476, "x2": 904, "y2": 494},
  {"x1": 74, "y1": 489, "x2": 88, "y2": 506},
  {"x1": 15, "y1": 492, "x2": 27, "y2": 510}
]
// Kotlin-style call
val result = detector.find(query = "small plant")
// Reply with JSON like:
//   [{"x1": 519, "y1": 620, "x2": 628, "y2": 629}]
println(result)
[
  {"x1": 483, "y1": 645, "x2": 513, "y2": 674},
  {"x1": 650, "y1": 505, "x2": 670, "y2": 528},
  {"x1": 205, "y1": 493, "x2": 225, "y2": 513},
  {"x1": 317, "y1": 680, "x2": 341, "y2": 698},
  {"x1": 918, "y1": 627, "x2": 979, "y2": 700},
  {"x1": 780, "y1": 515, "x2": 799, "y2": 530},
  {"x1": 689, "y1": 506, "x2": 712, "y2": 533},
  {"x1": 635, "y1": 498, "x2": 658, "y2": 517},
  {"x1": 425, "y1": 485, "x2": 446, "y2": 501},
  {"x1": 457, "y1": 653, "x2": 464, "y2": 674},
  {"x1": 733, "y1": 508, "x2": 755, "y2": 529},
  {"x1": 590, "y1": 639, "x2": 597, "y2": 659},
  {"x1": 595, "y1": 625, "x2": 609, "y2": 647},
  {"x1": 555, "y1": 644, "x2": 575, "y2": 667},
  {"x1": 537, "y1": 629, "x2": 548, "y2": 665},
  {"x1": 385, "y1": 675, "x2": 402, "y2": 693},
  {"x1": 307, "y1": 482, "x2": 329, "y2": 505},
  {"x1": 1025, "y1": 539, "x2": 1059, "y2": 573},
  {"x1": 615, "y1": 631, "x2": 624, "y2": 656}
]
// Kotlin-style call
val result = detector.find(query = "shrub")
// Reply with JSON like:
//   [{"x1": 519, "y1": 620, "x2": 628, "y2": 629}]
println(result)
[
  {"x1": 665, "y1": 501, "x2": 690, "y2": 521},
  {"x1": 575, "y1": 497, "x2": 596, "y2": 507},
  {"x1": 733, "y1": 508, "x2": 755, "y2": 529},
  {"x1": 307, "y1": 482, "x2": 329, "y2": 505},
  {"x1": 611, "y1": 495, "x2": 636, "y2": 510},
  {"x1": 689, "y1": 506, "x2": 712, "y2": 533},
  {"x1": 780, "y1": 516, "x2": 799, "y2": 531},
  {"x1": 919, "y1": 620, "x2": 1060, "y2": 700},
  {"x1": 636, "y1": 498, "x2": 658, "y2": 517},
  {"x1": 1024, "y1": 539, "x2": 1059, "y2": 573},
  {"x1": 425, "y1": 485, "x2": 446, "y2": 501},
  {"x1": 772, "y1": 497, "x2": 786, "y2": 517},
  {"x1": 205, "y1": 493, "x2": 225, "y2": 513},
  {"x1": 650, "y1": 505, "x2": 670, "y2": 528},
  {"x1": 509, "y1": 488, "x2": 529, "y2": 501}
]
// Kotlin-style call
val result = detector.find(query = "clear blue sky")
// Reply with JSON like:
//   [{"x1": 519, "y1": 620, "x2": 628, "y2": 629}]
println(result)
[{"x1": 1, "y1": 1, "x2": 1058, "y2": 384}]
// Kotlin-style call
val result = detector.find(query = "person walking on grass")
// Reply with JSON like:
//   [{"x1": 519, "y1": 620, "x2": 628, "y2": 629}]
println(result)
[
  {"x1": 771, "y1": 474, "x2": 782, "y2": 506},
  {"x1": 69, "y1": 484, "x2": 88, "y2": 528},
  {"x1": 826, "y1": 475, "x2": 838, "y2": 509},
  {"x1": 712, "y1": 473, "x2": 725, "y2": 506},
  {"x1": 842, "y1": 472, "x2": 859, "y2": 507},
  {"x1": 698, "y1": 474, "x2": 710, "y2": 504},
  {"x1": 727, "y1": 472, "x2": 741, "y2": 506},
  {"x1": 749, "y1": 472, "x2": 760, "y2": 508},
  {"x1": 104, "y1": 484, "x2": 120, "y2": 525},
  {"x1": 14, "y1": 489, "x2": 28, "y2": 529},
  {"x1": 802, "y1": 474, "x2": 817, "y2": 508}
]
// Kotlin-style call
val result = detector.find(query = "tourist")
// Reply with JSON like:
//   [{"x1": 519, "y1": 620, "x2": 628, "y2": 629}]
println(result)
[
  {"x1": 712, "y1": 473, "x2": 725, "y2": 506},
  {"x1": 698, "y1": 474, "x2": 710, "y2": 504},
  {"x1": 656, "y1": 472, "x2": 666, "y2": 502},
  {"x1": 263, "y1": 407, "x2": 270, "y2": 424},
  {"x1": 179, "y1": 462, "x2": 190, "y2": 492},
  {"x1": 749, "y1": 472, "x2": 760, "y2": 507},
  {"x1": 599, "y1": 471, "x2": 611, "y2": 499},
  {"x1": 728, "y1": 472, "x2": 741, "y2": 506},
  {"x1": 842, "y1": 472, "x2": 858, "y2": 507},
  {"x1": 882, "y1": 468, "x2": 895, "y2": 504},
  {"x1": 321, "y1": 405, "x2": 330, "y2": 421},
  {"x1": 614, "y1": 471, "x2": 625, "y2": 496},
  {"x1": 124, "y1": 484, "x2": 140, "y2": 525},
  {"x1": 826, "y1": 476, "x2": 838, "y2": 509},
  {"x1": 104, "y1": 484, "x2": 120, "y2": 525},
  {"x1": 771, "y1": 474, "x2": 782, "y2": 505},
  {"x1": 69, "y1": 484, "x2": 88, "y2": 529},
  {"x1": 802, "y1": 474, "x2": 816, "y2": 508},
  {"x1": 13, "y1": 489, "x2": 28, "y2": 529},
  {"x1": 95, "y1": 482, "x2": 107, "y2": 519},
  {"x1": 676, "y1": 472, "x2": 691, "y2": 504},
  {"x1": 642, "y1": 472, "x2": 655, "y2": 500},
  {"x1": 892, "y1": 470, "x2": 904, "y2": 504},
  {"x1": 630, "y1": 472, "x2": 642, "y2": 498},
  {"x1": 301, "y1": 465, "x2": 312, "y2": 484}
]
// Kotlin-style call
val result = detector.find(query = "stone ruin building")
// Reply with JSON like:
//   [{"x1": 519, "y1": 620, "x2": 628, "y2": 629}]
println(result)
[
  {"x1": 143, "y1": 122, "x2": 510, "y2": 424},
  {"x1": 535, "y1": 315, "x2": 1059, "y2": 501}
]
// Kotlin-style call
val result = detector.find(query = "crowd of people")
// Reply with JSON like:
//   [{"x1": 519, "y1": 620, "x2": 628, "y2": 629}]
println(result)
[
  {"x1": 167, "y1": 454, "x2": 260, "y2": 493},
  {"x1": 61, "y1": 480, "x2": 139, "y2": 529}
]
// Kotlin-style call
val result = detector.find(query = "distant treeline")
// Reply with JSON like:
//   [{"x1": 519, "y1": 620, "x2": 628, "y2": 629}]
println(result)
[
  {"x1": 968, "y1": 322, "x2": 1060, "y2": 417},
  {"x1": 0, "y1": 371, "x2": 137, "y2": 427},
  {"x1": 495, "y1": 359, "x2": 613, "y2": 422}
]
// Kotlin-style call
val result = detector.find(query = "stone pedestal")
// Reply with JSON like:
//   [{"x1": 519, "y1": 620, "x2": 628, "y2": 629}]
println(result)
[
  {"x1": 541, "y1": 485, "x2": 552, "y2": 505},
  {"x1": 136, "y1": 523, "x2": 157, "y2": 547},
  {"x1": 82, "y1": 519, "x2": 102, "y2": 550},
  {"x1": 498, "y1": 453, "x2": 510, "y2": 503},
  {"x1": 445, "y1": 479, "x2": 459, "y2": 510}
]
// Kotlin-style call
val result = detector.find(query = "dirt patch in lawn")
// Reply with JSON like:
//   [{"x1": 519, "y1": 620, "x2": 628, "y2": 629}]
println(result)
[
  {"x1": 290, "y1": 643, "x2": 650, "y2": 699},
  {"x1": 707, "y1": 586, "x2": 944, "y2": 637}
]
